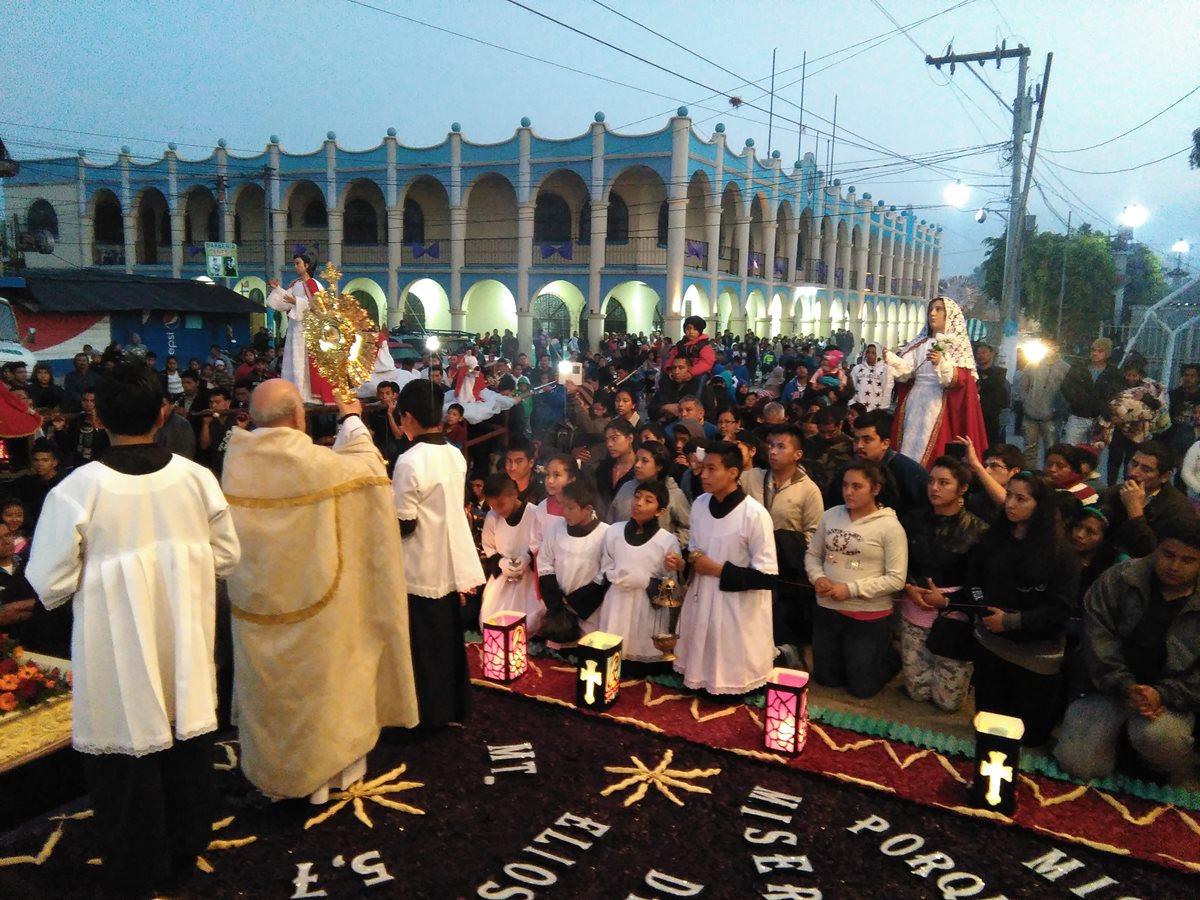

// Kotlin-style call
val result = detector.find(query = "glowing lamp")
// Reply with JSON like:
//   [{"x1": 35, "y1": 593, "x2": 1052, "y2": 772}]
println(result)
[
  {"x1": 970, "y1": 711, "x2": 1024, "y2": 815},
  {"x1": 425, "y1": 335, "x2": 441, "y2": 353},
  {"x1": 481, "y1": 611, "x2": 528, "y2": 684},
  {"x1": 1020, "y1": 338, "x2": 1048, "y2": 365},
  {"x1": 943, "y1": 179, "x2": 970, "y2": 209},
  {"x1": 557, "y1": 359, "x2": 573, "y2": 376},
  {"x1": 763, "y1": 668, "x2": 809, "y2": 756},
  {"x1": 575, "y1": 631, "x2": 622, "y2": 711}
]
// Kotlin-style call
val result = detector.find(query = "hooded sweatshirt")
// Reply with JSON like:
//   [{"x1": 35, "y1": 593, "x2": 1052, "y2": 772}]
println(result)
[{"x1": 805, "y1": 504, "x2": 908, "y2": 615}]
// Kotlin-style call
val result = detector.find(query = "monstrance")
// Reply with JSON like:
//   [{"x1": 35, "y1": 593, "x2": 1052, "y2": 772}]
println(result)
[{"x1": 303, "y1": 263, "x2": 378, "y2": 402}]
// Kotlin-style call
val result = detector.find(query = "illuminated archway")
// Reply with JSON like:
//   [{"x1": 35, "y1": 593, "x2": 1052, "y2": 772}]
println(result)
[
  {"x1": 397, "y1": 278, "x2": 451, "y2": 331},
  {"x1": 463, "y1": 279, "x2": 518, "y2": 335},
  {"x1": 343, "y1": 277, "x2": 387, "y2": 327}
]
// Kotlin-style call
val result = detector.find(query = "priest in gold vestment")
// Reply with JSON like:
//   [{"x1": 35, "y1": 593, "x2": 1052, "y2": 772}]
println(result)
[{"x1": 222, "y1": 379, "x2": 418, "y2": 801}]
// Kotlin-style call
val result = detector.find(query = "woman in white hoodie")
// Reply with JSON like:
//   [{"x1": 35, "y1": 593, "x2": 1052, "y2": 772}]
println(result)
[{"x1": 805, "y1": 458, "x2": 908, "y2": 698}]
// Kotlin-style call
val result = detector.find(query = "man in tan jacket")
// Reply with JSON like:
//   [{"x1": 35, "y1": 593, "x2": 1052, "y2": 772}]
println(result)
[{"x1": 223, "y1": 379, "x2": 418, "y2": 802}]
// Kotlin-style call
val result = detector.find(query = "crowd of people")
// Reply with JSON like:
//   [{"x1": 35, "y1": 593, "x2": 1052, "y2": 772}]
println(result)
[{"x1": 2, "y1": 280, "x2": 1199, "y2": 896}]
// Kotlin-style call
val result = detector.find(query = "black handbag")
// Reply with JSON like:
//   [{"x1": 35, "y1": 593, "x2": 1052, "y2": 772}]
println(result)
[{"x1": 925, "y1": 612, "x2": 975, "y2": 661}]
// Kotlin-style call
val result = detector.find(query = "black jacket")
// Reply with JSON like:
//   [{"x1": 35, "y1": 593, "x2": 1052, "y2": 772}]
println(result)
[
  {"x1": 1061, "y1": 362, "x2": 1123, "y2": 420},
  {"x1": 1102, "y1": 481, "x2": 1200, "y2": 558}
]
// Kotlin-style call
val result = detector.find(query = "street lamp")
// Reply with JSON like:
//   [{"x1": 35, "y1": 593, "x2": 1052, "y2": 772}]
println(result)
[
  {"x1": 1120, "y1": 205, "x2": 1148, "y2": 229},
  {"x1": 944, "y1": 179, "x2": 970, "y2": 209},
  {"x1": 1170, "y1": 239, "x2": 1191, "y2": 284}
]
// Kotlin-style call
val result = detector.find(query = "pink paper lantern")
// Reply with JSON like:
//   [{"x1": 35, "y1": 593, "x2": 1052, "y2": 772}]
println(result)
[
  {"x1": 764, "y1": 668, "x2": 809, "y2": 756},
  {"x1": 482, "y1": 611, "x2": 527, "y2": 683}
]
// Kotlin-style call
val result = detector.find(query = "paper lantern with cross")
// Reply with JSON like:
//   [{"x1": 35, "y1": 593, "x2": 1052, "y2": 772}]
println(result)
[
  {"x1": 763, "y1": 667, "x2": 810, "y2": 755},
  {"x1": 575, "y1": 631, "x2": 622, "y2": 711},
  {"x1": 481, "y1": 611, "x2": 527, "y2": 684},
  {"x1": 970, "y1": 711, "x2": 1024, "y2": 815}
]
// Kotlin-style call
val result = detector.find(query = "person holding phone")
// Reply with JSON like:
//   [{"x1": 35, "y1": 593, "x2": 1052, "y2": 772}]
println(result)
[{"x1": 940, "y1": 470, "x2": 1078, "y2": 746}]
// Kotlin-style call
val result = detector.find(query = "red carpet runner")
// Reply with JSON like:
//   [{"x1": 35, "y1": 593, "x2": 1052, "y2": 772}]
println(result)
[{"x1": 467, "y1": 644, "x2": 1200, "y2": 874}]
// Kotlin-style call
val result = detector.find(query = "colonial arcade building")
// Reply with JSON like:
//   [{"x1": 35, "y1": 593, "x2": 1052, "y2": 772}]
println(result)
[{"x1": 6, "y1": 109, "x2": 941, "y2": 349}]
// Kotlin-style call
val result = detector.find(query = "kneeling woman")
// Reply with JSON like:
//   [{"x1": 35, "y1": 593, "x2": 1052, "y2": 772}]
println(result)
[
  {"x1": 964, "y1": 471, "x2": 1079, "y2": 746},
  {"x1": 805, "y1": 459, "x2": 908, "y2": 699}
]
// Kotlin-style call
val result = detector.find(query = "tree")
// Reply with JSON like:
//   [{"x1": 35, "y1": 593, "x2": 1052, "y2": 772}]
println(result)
[
  {"x1": 1191, "y1": 126, "x2": 1200, "y2": 169},
  {"x1": 980, "y1": 223, "x2": 1118, "y2": 353},
  {"x1": 1122, "y1": 243, "x2": 1167, "y2": 308}
]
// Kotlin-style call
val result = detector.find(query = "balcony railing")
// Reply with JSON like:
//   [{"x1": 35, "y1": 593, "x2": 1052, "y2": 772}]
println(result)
[
  {"x1": 135, "y1": 243, "x2": 172, "y2": 265},
  {"x1": 605, "y1": 236, "x2": 666, "y2": 267},
  {"x1": 465, "y1": 237, "x2": 518, "y2": 266},
  {"x1": 849, "y1": 270, "x2": 859, "y2": 290},
  {"x1": 877, "y1": 275, "x2": 887, "y2": 294},
  {"x1": 773, "y1": 255, "x2": 789, "y2": 278},
  {"x1": 342, "y1": 244, "x2": 388, "y2": 265},
  {"x1": 402, "y1": 240, "x2": 446, "y2": 265},
  {"x1": 236, "y1": 240, "x2": 265, "y2": 263},
  {"x1": 93, "y1": 243, "x2": 126, "y2": 266},
  {"x1": 746, "y1": 251, "x2": 764, "y2": 278},
  {"x1": 816, "y1": 260, "x2": 828, "y2": 282},
  {"x1": 684, "y1": 238, "x2": 708, "y2": 270},
  {"x1": 834, "y1": 267, "x2": 844, "y2": 288},
  {"x1": 912, "y1": 279, "x2": 926, "y2": 297},
  {"x1": 533, "y1": 240, "x2": 588, "y2": 266},
  {"x1": 719, "y1": 246, "x2": 739, "y2": 276}
]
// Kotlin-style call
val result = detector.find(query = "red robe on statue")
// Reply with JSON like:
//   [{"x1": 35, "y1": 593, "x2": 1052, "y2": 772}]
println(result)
[
  {"x1": 892, "y1": 366, "x2": 990, "y2": 468},
  {"x1": 296, "y1": 276, "x2": 336, "y2": 404}
]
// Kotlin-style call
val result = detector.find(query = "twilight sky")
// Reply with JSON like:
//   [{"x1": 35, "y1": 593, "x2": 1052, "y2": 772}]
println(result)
[{"x1": 2, "y1": 0, "x2": 1197, "y2": 278}]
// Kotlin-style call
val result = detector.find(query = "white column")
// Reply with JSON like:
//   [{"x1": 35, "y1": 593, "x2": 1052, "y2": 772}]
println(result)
[
  {"x1": 868, "y1": 244, "x2": 882, "y2": 295},
  {"x1": 822, "y1": 232, "x2": 837, "y2": 292},
  {"x1": 853, "y1": 244, "x2": 869, "y2": 293},
  {"x1": 517, "y1": 201, "x2": 534, "y2": 352},
  {"x1": 735, "y1": 215, "x2": 751, "y2": 301},
  {"x1": 588, "y1": 200, "x2": 607, "y2": 352},
  {"x1": 386, "y1": 206, "x2": 403, "y2": 327},
  {"x1": 170, "y1": 211, "x2": 185, "y2": 277},
  {"x1": 449, "y1": 204, "x2": 465, "y2": 327},
  {"x1": 704, "y1": 205, "x2": 721, "y2": 331},
  {"x1": 664, "y1": 111, "x2": 690, "y2": 339},
  {"x1": 327, "y1": 209, "x2": 344, "y2": 270},
  {"x1": 119, "y1": 148, "x2": 134, "y2": 273},
  {"x1": 761, "y1": 220, "x2": 777, "y2": 335}
]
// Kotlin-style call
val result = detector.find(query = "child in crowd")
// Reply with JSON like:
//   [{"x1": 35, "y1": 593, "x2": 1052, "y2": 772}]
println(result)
[
  {"x1": 1, "y1": 498, "x2": 30, "y2": 558},
  {"x1": 1044, "y1": 443, "x2": 1099, "y2": 509},
  {"x1": 530, "y1": 454, "x2": 576, "y2": 555},
  {"x1": 597, "y1": 480, "x2": 681, "y2": 662},
  {"x1": 445, "y1": 403, "x2": 468, "y2": 448},
  {"x1": 537, "y1": 480, "x2": 609, "y2": 643},
  {"x1": 678, "y1": 438, "x2": 705, "y2": 502},
  {"x1": 670, "y1": 441, "x2": 778, "y2": 694},
  {"x1": 806, "y1": 458, "x2": 908, "y2": 699},
  {"x1": 467, "y1": 472, "x2": 488, "y2": 551},
  {"x1": 479, "y1": 473, "x2": 543, "y2": 635},
  {"x1": 606, "y1": 441, "x2": 690, "y2": 545}
]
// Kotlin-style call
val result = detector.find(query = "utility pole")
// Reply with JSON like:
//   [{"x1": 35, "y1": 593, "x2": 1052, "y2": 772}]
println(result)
[
  {"x1": 796, "y1": 51, "x2": 807, "y2": 165},
  {"x1": 926, "y1": 43, "x2": 1032, "y2": 378},
  {"x1": 1056, "y1": 210, "x2": 1071, "y2": 338}
]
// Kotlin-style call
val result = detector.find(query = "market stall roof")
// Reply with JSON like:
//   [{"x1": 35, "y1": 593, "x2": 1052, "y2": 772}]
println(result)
[{"x1": 0, "y1": 270, "x2": 260, "y2": 315}]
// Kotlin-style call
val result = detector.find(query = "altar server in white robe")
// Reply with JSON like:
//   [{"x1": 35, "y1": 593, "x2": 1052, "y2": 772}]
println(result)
[
  {"x1": 27, "y1": 362, "x2": 241, "y2": 898},
  {"x1": 670, "y1": 441, "x2": 779, "y2": 694},
  {"x1": 480, "y1": 473, "x2": 544, "y2": 634},
  {"x1": 537, "y1": 479, "x2": 609, "y2": 642},
  {"x1": 597, "y1": 480, "x2": 682, "y2": 662},
  {"x1": 392, "y1": 378, "x2": 485, "y2": 726}
]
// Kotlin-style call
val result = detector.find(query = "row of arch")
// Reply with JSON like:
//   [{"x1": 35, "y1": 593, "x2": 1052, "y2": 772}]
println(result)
[
  {"x1": 269, "y1": 272, "x2": 927, "y2": 350},
  {"x1": 68, "y1": 163, "x2": 938, "y2": 292}
]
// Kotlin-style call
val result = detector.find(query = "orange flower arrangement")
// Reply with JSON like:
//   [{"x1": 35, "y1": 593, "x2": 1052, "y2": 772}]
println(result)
[{"x1": 0, "y1": 632, "x2": 71, "y2": 714}]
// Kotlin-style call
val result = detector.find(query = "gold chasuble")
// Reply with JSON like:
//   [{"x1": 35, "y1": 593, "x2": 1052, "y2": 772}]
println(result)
[{"x1": 222, "y1": 424, "x2": 419, "y2": 798}]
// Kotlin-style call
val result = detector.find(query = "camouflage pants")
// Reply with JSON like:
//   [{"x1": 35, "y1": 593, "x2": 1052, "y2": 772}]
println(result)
[{"x1": 899, "y1": 617, "x2": 973, "y2": 713}]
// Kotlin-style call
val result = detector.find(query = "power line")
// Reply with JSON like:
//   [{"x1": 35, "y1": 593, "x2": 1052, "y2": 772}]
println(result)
[
  {"x1": 1042, "y1": 81, "x2": 1200, "y2": 154},
  {"x1": 1044, "y1": 146, "x2": 1191, "y2": 175}
]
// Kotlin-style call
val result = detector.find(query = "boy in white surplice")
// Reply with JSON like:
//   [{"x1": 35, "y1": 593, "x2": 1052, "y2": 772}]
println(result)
[
  {"x1": 670, "y1": 441, "x2": 779, "y2": 694},
  {"x1": 27, "y1": 363, "x2": 241, "y2": 897},
  {"x1": 480, "y1": 473, "x2": 544, "y2": 635},
  {"x1": 537, "y1": 479, "x2": 609, "y2": 643}
]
